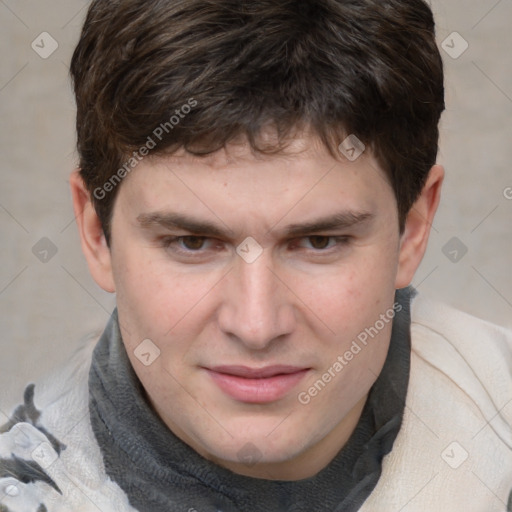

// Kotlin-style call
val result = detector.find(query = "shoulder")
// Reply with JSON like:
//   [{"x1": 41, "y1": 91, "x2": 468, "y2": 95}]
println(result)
[
  {"x1": 0, "y1": 332, "x2": 137, "y2": 512},
  {"x1": 409, "y1": 292, "x2": 512, "y2": 456},
  {"x1": 360, "y1": 292, "x2": 512, "y2": 511},
  {"x1": 410, "y1": 291, "x2": 512, "y2": 358},
  {"x1": 409, "y1": 292, "x2": 512, "y2": 418}
]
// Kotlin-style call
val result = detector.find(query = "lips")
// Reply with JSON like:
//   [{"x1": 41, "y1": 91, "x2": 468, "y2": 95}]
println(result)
[
  {"x1": 205, "y1": 365, "x2": 310, "y2": 403},
  {"x1": 209, "y1": 365, "x2": 306, "y2": 379}
]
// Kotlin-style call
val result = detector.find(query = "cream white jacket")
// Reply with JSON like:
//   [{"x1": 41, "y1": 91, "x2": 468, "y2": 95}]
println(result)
[
  {"x1": 361, "y1": 295, "x2": 512, "y2": 511},
  {"x1": 1, "y1": 293, "x2": 512, "y2": 511}
]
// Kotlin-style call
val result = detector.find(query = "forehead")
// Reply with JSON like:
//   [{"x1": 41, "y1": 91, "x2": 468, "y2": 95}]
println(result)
[{"x1": 118, "y1": 134, "x2": 394, "y2": 224}]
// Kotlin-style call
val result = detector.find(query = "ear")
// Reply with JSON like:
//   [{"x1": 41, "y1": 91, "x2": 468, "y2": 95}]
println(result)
[
  {"x1": 395, "y1": 165, "x2": 444, "y2": 289},
  {"x1": 69, "y1": 170, "x2": 115, "y2": 293}
]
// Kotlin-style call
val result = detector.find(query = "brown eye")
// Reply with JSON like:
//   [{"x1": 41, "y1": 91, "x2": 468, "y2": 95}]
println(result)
[
  {"x1": 181, "y1": 236, "x2": 206, "y2": 250},
  {"x1": 308, "y1": 236, "x2": 331, "y2": 249}
]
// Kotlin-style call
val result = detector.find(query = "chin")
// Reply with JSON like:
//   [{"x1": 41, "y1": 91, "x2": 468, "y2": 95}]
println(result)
[{"x1": 200, "y1": 424, "x2": 310, "y2": 465}]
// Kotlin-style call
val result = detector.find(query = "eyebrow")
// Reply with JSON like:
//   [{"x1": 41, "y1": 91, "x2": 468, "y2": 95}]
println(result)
[{"x1": 136, "y1": 210, "x2": 375, "y2": 238}]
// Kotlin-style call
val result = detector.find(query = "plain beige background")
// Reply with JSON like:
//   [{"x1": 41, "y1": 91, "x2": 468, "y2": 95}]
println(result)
[{"x1": 1, "y1": 0, "x2": 511, "y2": 415}]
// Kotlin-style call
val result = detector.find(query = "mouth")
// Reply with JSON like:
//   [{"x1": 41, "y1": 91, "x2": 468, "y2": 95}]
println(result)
[{"x1": 204, "y1": 365, "x2": 310, "y2": 403}]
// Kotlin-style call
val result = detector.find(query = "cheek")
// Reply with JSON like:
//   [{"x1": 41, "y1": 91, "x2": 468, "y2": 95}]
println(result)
[
  {"x1": 299, "y1": 248, "x2": 398, "y2": 337},
  {"x1": 298, "y1": 263, "x2": 396, "y2": 416},
  {"x1": 111, "y1": 245, "x2": 174, "y2": 343},
  {"x1": 112, "y1": 245, "x2": 221, "y2": 348},
  {"x1": 112, "y1": 250, "x2": 212, "y2": 396}
]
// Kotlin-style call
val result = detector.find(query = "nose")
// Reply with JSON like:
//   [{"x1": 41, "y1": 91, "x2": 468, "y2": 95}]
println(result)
[{"x1": 217, "y1": 250, "x2": 296, "y2": 350}]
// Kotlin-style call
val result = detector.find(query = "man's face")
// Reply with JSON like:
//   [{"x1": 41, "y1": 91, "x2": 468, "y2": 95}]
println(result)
[{"x1": 107, "y1": 135, "x2": 403, "y2": 479}]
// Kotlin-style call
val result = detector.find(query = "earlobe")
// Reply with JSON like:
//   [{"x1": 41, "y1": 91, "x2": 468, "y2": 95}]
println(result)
[
  {"x1": 69, "y1": 170, "x2": 116, "y2": 293},
  {"x1": 395, "y1": 165, "x2": 444, "y2": 289}
]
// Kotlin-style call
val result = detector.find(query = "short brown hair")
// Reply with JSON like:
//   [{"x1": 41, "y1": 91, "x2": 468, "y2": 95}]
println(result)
[{"x1": 70, "y1": 0, "x2": 444, "y2": 243}]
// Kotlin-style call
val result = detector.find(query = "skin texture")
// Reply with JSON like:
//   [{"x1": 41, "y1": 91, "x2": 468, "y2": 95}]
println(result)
[{"x1": 70, "y1": 133, "x2": 443, "y2": 480}]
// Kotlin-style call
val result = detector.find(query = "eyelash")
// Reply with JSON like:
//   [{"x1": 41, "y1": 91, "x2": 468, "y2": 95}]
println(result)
[{"x1": 159, "y1": 235, "x2": 351, "y2": 258}]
